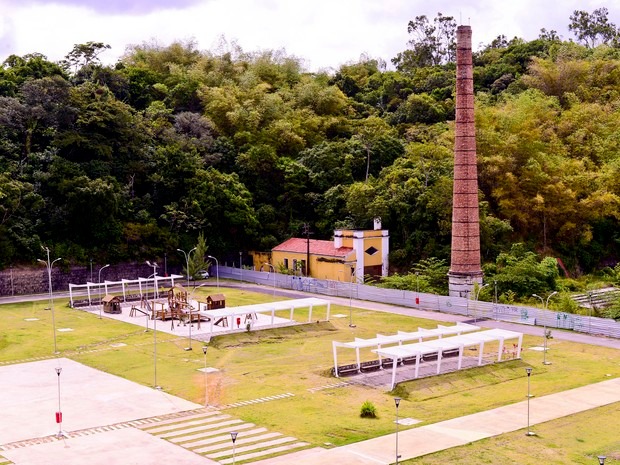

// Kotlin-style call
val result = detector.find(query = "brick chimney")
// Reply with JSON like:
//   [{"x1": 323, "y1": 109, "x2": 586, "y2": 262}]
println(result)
[{"x1": 448, "y1": 25, "x2": 483, "y2": 297}]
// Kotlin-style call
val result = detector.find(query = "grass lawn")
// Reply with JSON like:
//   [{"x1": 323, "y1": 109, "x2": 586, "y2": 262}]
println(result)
[{"x1": 1, "y1": 284, "x2": 619, "y2": 462}]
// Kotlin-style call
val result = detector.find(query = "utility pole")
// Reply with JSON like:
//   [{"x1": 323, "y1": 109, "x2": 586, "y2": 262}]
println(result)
[{"x1": 302, "y1": 223, "x2": 312, "y2": 277}]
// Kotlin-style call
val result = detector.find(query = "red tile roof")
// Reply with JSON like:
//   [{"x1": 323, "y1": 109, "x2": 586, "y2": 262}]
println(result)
[{"x1": 273, "y1": 238, "x2": 353, "y2": 257}]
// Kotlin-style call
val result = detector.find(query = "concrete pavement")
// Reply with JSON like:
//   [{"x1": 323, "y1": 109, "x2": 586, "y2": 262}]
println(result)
[{"x1": 254, "y1": 377, "x2": 620, "y2": 464}]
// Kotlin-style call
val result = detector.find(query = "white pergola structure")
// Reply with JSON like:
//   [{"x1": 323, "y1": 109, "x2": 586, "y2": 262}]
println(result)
[
  {"x1": 68, "y1": 274, "x2": 183, "y2": 307},
  {"x1": 332, "y1": 322, "x2": 480, "y2": 377},
  {"x1": 373, "y1": 328, "x2": 524, "y2": 390},
  {"x1": 197, "y1": 297, "x2": 331, "y2": 332}
]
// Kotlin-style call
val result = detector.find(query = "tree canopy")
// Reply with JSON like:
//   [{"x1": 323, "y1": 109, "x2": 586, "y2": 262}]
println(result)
[{"x1": 2, "y1": 9, "x2": 620, "y2": 278}]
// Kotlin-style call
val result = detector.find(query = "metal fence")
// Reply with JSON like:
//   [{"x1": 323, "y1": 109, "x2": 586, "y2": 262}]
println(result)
[{"x1": 216, "y1": 266, "x2": 620, "y2": 339}]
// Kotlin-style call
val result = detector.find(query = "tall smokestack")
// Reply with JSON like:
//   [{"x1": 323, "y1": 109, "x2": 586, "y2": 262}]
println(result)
[{"x1": 448, "y1": 25, "x2": 483, "y2": 297}]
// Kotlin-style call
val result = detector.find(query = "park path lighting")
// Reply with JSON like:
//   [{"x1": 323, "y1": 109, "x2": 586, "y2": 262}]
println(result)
[
  {"x1": 38, "y1": 247, "x2": 61, "y2": 354},
  {"x1": 598, "y1": 456, "x2": 607, "y2": 464},
  {"x1": 97, "y1": 264, "x2": 110, "y2": 319},
  {"x1": 532, "y1": 292, "x2": 557, "y2": 365},
  {"x1": 494, "y1": 280, "x2": 498, "y2": 320},
  {"x1": 146, "y1": 260, "x2": 161, "y2": 390},
  {"x1": 473, "y1": 283, "x2": 489, "y2": 323},
  {"x1": 177, "y1": 247, "x2": 197, "y2": 288},
  {"x1": 415, "y1": 272, "x2": 420, "y2": 305},
  {"x1": 525, "y1": 367, "x2": 535, "y2": 436},
  {"x1": 338, "y1": 267, "x2": 356, "y2": 328},
  {"x1": 239, "y1": 252, "x2": 243, "y2": 283},
  {"x1": 207, "y1": 255, "x2": 219, "y2": 289},
  {"x1": 202, "y1": 346, "x2": 208, "y2": 407},
  {"x1": 230, "y1": 431, "x2": 239, "y2": 464},
  {"x1": 348, "y1": 269, "x2": 355, "y2": 328},
  {"x1": 263, "y1": 263, "x2": 276, "y2": 295},
  {"x1": 394, "y1": 397, "x2": 401, "y2": 464},
  {"x1": 54, "y1": 367, "x2": 66, "y2": 439},
  {"x1": 184, "y1": 308, "x2": 193, "y2": 352}
]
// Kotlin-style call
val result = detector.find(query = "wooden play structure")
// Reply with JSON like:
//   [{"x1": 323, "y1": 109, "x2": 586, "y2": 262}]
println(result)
[
  {"x1": 102, "y1": 295, "x2": 122, "y2": 314},
  {"x1": 206, "y1": 294, "x2": 226, "y2": 309}
]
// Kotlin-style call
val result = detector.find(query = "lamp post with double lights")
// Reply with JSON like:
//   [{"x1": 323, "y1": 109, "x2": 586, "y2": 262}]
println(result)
[
  {"x1": 230, "y1": 431, "x2": 239, "y2": 464},
  {"x1": 98, "y1": 264, "x2": 110, "y2": 319},
  {"x1": 38, "y1": 247, "x2": 61, "y2": 354},
  {"x1": 394, "y1": 397, "x2": 401, "y2": 464},
  {"x1": 263, "y1": 263, "x2": 276, "y2": 295},
  {"x1": 146, "y1": 260, "x2": 161, "y2": 390},
  {"x1": 525, "y1": 367, "x2": 535, "y2": 436},
  {"x1": 177, "y1": 247, "x2": 197, "y2": 288},
  {"x1": 207, "y1": 255, "x2": 219, "y2": 289},
  {"x1": 532, "y1": 291, "x2": 557, "y2": 365}
]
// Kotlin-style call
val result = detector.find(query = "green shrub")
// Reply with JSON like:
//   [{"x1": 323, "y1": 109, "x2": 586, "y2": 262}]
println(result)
[{"x1": 360, "y1": 400, "x2": 378, "y2": 418}]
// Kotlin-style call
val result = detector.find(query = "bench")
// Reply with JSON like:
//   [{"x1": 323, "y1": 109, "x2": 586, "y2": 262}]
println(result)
[
  {"x1": 360, "y1": 360, "x2": 381, "y2": 372},
  {"x1": 422, "y1": 348, "x2": 461, "y2": 362},
  {"x1": 334, "y1": 364, "x2": 359, "y2": 376}
]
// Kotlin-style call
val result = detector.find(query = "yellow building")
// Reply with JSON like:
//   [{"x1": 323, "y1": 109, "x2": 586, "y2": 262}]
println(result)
[{"x1": 265, "y1": 219, "x2": 389, "y2": 282}]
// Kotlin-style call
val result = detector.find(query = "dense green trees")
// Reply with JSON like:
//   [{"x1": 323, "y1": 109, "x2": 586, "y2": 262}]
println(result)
[{"x1": 2, "y1": 9, "x2": 620, "y2": 283}]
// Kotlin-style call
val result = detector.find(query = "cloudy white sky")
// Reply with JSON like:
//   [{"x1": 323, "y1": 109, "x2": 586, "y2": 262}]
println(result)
[{"x1": 2, "y1": 0, "x2": 620, "y2": 71}]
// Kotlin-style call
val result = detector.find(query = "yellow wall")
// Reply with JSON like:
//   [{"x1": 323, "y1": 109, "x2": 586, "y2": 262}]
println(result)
[{"x1": 269, "y1": 250, "x2": 356, "y2": 281}]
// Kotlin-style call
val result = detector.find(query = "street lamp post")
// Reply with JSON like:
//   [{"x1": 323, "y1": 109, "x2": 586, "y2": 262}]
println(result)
[
  {"x1": 532, "y1": 292, "x2": 557, "y2": 365},
  {"x1": 98, "y1": 264, "x2": 110, "y2": 319},
  {"x1": 415, "y1": 272, "x2": 420, "y2": 305},
  {"x1": 525, "y1": 367, "x2": 535, "y2": 436},
  {"x1": 202, "y1": 346, "x2": 208, "y2": 407},
  {"x1": 474, "y1": 283, "x2": 489, "y2": 323},
  {"x1": 394, "y1": 397, "x2": 401, "y2": 464},
  {"x1": 348, "y1": 268, "x2": 355, "y2": 328},
  {"x1": 38, "y1": 247, "x2": 61, "y2": 354},
  {"x1": 54, "y1": 367, "x2": 65, "y2": 438},
  {"x1": 239, "y1": 252, "x2": 243, "y2": 283},
  {"x1": 146, "y1": 260, "x2": 160, "y2": 390},
  {"x1": 263, "y1": 263, "x2": 276, "y2": 295},
  {"x1": 177, "y1": 247, "x2": 197, "y2": 288},
  {"x1": 207, "y1": 255, "x2": 219, "y2": 289},
  {"x1": 598, "y1": 456, "x2": 607, "y2": 464},
  {"x1": 230, "y1": 431, "x2": 239, "y2": 464}
]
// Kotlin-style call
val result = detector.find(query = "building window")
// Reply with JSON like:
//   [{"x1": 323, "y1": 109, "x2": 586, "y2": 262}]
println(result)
[
  {"x1": 300, "y1": 260, "x2": 306, "y2": 275},
  {"x1": 365, "y1": 246, "x2": 378, "y2": 256},
  {"x1": 284, "y1": 258, "x2": 289, "y2": 269}
]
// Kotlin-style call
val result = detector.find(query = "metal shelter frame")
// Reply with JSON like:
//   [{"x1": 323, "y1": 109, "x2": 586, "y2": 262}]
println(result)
[
  {"x1": 68, "y1": 274, "x2": 184, "y2": 307},
  {"x1": 332, "y1": 322, "x2": 480, "y2": 377},
  {"x1": 373, "y1": 328, "x2": 524, "y2": 389}
]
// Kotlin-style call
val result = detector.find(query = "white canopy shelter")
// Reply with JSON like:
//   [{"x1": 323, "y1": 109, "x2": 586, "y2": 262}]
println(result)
[
  {"x1": 372, "y1": 328, "x2": 524, "y2": 389},
  {"x1": 332, "y1": 322, "x2": 480, "y2": 377},
  {"x1": 197, "y1": 297, "x2": 331, "y2": 332},
  {"x1": 68, "y1": 274, "x2": 183, "y2": 307}
]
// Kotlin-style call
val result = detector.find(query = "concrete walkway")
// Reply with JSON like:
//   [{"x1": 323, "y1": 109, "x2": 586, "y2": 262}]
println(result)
[{"x1": 254, "y1": 377, "x2": 620, "y2": 464}]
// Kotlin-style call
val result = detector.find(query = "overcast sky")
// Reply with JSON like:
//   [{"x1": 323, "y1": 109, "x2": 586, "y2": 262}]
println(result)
[{"x1": 2, "y1": 0, "x2": 620, "y2": 72}]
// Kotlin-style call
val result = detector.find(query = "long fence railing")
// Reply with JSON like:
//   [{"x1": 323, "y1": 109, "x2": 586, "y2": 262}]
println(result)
[{"x1": 215, "y1": 266, "x2": 620, "y2": 339}]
